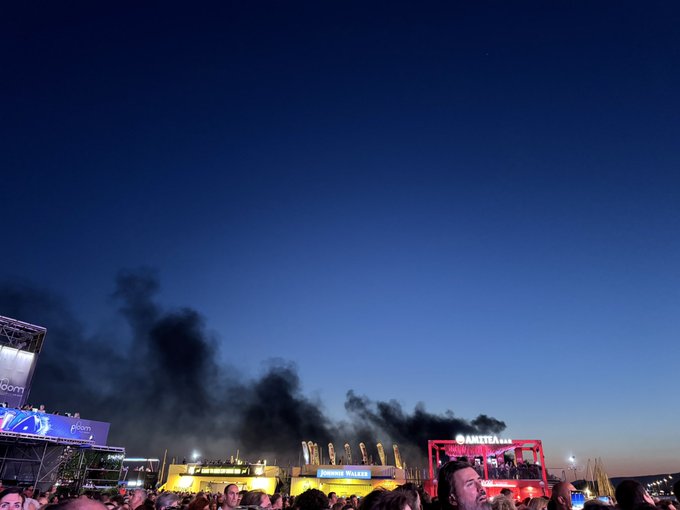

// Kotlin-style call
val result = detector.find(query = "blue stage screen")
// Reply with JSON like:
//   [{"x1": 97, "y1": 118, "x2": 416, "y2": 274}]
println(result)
[{"x1": 0, "y1": 408, "x2": 110, "y2": 445}]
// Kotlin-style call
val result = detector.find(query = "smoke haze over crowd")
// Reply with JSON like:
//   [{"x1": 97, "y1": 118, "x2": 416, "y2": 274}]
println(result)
[{"x1": 0, "y1": 270, "x2": 506, "y2": 466}]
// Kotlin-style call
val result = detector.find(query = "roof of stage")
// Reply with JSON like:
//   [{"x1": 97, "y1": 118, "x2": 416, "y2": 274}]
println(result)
[{"x1": 0, "y1": 315, "x2": 47, "y2": 354}]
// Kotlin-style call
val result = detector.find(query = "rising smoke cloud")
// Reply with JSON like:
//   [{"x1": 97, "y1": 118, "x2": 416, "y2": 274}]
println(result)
[
  {"x1": 345, "y1": 391, "x2": 506, "y2": 463},
  {"x1": 0, "y1": 270, "x2": 507, "y2": 466}
]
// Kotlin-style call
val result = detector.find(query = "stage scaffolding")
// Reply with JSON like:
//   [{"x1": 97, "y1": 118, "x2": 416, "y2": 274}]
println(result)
[
  {"x1": 0, "y1": 430, "x2": 124, "y2": 492},
  {"x1": 0, "y1": 316, "x2": 46, "y2": 353},
  {"x1": 0, "y1": 315, "x2": 124, "y2": 492}
]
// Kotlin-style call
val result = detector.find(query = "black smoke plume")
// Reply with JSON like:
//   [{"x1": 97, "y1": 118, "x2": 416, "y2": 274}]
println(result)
[
  {"x1": 0, "y1": 270, "x2": 506, "y2": 466},
  {"x1": 344, "y1": 390, "x2": 506, "y2": 464},
  {"x1": 232, "y1": 361, "x2": 339, "y2": 459}
]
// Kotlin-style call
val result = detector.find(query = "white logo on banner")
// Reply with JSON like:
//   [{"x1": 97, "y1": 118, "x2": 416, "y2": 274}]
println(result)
[
  {"x1": 0, "y1": 378, "x2": 25, "y2": 394},
  {"x1": 70, "y1": 421, "x2": 92, "y2": 434}
]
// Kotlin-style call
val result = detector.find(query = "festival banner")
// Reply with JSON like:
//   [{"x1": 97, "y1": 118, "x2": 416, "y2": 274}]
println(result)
[
  {"x1": 0, "y1": 408, "x2": 110, "y2": 445},
  {"x1": 0, "y1": 347, "x2": 36, "y2": 408}
]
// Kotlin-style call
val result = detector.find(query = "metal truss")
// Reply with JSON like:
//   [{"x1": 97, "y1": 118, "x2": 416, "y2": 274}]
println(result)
[
  {"x1": 0, "y1": 430, "x2": 94, "y2": 446},
  {"x1": 58, "y1": 445, "x2": 125, "y2": 491},
  {"x1": 0, "y1": 434, "x2": 124, "y2": 492},
  {"x1": 0, "y1": 316, "x2": 46, "y2": 353}
]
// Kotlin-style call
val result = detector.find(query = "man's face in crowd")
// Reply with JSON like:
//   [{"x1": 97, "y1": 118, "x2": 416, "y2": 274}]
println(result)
[
  {"x1": 130, "y1": 491, "x2": 145, "y2": 508},
  {"x1": 552, "y1": 483, "x2": 576, "y2": 510},
  {"x1": 225, "y1": 486, "x2": 239, "y2": 509},
  {"x1": 259, "y1": 495, "x2": 272, "y2": 510},
  {"x1": 451, "y1": 467, "x2": 491, "y2": 510}
]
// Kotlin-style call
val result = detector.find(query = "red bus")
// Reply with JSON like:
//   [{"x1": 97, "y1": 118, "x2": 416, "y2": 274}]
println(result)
[{"x1": 424, "y1": 437, "x2": 551, "y2": 501}]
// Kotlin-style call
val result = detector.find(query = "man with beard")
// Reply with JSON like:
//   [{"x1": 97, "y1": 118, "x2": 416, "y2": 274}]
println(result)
[
  {"x1": 438, "y1": 461, "x2": 491, "y2": 510},
  {"x1": 548, "y1": 482, "x2": 576, "y2": 510}
]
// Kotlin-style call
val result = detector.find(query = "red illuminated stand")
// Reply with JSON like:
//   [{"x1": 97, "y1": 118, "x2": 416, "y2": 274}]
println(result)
[{"x1": 425, "y1": 438, "x2": 550, "y2": 501}]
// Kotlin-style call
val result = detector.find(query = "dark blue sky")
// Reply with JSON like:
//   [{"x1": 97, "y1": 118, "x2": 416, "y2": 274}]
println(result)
[{"x1": 2, "y1": 2, "x2": 680, "y2": 476}]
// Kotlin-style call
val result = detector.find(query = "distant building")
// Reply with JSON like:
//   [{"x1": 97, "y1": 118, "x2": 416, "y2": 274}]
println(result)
[
  {"x1": 290, "y1": 464, "x2": 407, "y2": 497},
  {"x1": 163, "y1": 461, "x2": 281, "y2": 493}
]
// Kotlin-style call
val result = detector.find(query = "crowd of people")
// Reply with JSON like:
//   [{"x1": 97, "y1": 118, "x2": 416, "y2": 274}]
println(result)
[
  {"x1": 436, "y1": 461, "x2": 679, "y2": 510},
  {"x1": 0, "y1": 461, "x2": 677, "y2": 510},
  {"x1": 0, "y1": 402, "x2": 80, "y2": 418},
  {"x1": 477, "y1": 462, "x2": 543, "y2": 481}
]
